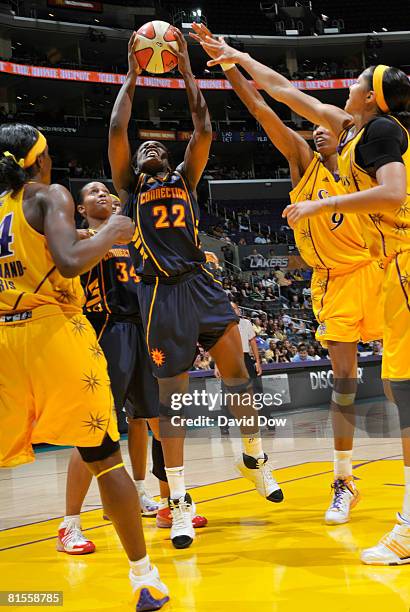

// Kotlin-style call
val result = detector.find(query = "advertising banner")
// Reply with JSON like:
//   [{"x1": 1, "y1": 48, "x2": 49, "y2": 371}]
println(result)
[{"x1": 4, "y1": 61, "x2": 406, "y2": 91}]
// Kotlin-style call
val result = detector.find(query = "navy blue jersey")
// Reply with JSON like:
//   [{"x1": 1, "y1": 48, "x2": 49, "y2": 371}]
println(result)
[
  {"x1": 124, "y1": 170, "x2": 206, "y2": 277},
  {"x1": 81, "y1": 241, "x2": 140, "y2": 322}
]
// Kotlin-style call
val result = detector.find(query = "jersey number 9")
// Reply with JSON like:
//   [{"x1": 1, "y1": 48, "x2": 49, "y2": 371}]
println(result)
[{"x1": 331, "y1": 212, "x2": 344, "y2": 231}]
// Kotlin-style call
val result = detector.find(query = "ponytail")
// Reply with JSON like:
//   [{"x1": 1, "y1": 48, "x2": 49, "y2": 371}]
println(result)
[
  {"x1": 0, "y1": 123, "x2": 41, "y2": 193},
  {"x1": 0, "y1": 153, "x2": 28, "y2": 193},
  {"x1": 365, "y1": 65, "x2": 410, "y2": 129}
]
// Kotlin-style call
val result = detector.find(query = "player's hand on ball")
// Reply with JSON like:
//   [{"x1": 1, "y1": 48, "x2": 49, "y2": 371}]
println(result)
[
  {"x1": 171, "y1": 27, "x2": 192, "y2": 76},
  {"x1": 128, "y1": 32, "x2": 142, "y2": 76},
  {"x1": 107, "y1": 215, "x2": 135, "y2": 244},
  {"x1": 282, "y1": 200, "x2": 324, "y2": 229}
]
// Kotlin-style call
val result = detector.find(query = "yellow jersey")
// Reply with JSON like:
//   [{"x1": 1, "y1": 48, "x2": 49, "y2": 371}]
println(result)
[
  {"x1": 290, "y1": 152, "x2": 371, "y2": 275},
  {"x1": 337, "y1": 116, "x2": 410, "y2": 262},
  {"x1": 0, "y1": 187, "x2": 84, "y2": 318}
]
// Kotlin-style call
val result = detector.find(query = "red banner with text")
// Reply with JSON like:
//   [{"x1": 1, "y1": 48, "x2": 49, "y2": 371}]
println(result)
[{"x1": 0, "y1": 61, "x2": 367, "y2": 90}]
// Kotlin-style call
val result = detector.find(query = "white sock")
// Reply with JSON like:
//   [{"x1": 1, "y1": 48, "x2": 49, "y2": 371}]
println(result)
[
  {"x1": 130, "y1": 554, "x2": 151, "y2": 577},
  {"x1": 165, "y1": 466, "x2": 186, "y2": 500},
  {"x1": 242, "y1": 433, "x2": 264, "y2": 459},
  {"x1": 334, "y1": 450, "x2": 353, "y2": 479},
  {"x1": 134, "y1": 480, "x2": 145, "y2": 494},
  {"x1": 159, "y1": 497, "x2": 168, "y2": 510},
  {"x1": 401, "y1": 466, "x2": 410, "y2": 523},
  {"x1": 61, "y1": 514, "x2": 81, "y2": 529}
]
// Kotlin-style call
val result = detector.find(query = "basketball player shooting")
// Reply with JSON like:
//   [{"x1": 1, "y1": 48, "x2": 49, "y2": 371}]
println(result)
[{"x1": 109, "y1": 29, "x2": 283, "y2": 550}]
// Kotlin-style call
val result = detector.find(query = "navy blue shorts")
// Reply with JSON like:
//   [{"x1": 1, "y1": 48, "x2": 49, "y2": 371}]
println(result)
[
  {"x1": 137, "y1": 268, "x2": 239, "y2": 378},
  {"x1": 88, "y1": 316, "x2": 159, "y2": 420}
]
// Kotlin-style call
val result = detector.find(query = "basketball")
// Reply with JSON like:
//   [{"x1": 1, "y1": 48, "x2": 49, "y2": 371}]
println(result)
[{"x1": 134, "y1": 20, "x2": 178, "y2": 74}]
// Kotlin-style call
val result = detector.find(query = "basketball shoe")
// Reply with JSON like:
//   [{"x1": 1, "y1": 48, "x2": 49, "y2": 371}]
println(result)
[
  {"x1": 138, "y1": 487, "x2": 160, "y2": 517},
  {"x1": 361, "y1": 514, "x2": 410, "y2": 565},
  {"x1": 236, "y1": 453, "x2": 284, "y2": 502},
  {"x1": 56, "y1": 518, "x2": 95, "y2": 555},
  {"x1": 156, "y1": 504, "x2": 207, "y2": 529},
  {"x1": 130, "y1": 565, "x2": 169, "y2": 611},
  {"x1": 325, "y1": 477, "x2": 360, "y2": 525},
  {"x1": 169, "y1": 493, "x2": 195, "y2": 549},
  {"x1": 102, "y1": 487, "x2": 159, "y2": 521}
]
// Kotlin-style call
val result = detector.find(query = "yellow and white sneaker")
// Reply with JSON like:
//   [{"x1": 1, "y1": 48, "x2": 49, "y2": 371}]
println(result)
[
  {"x1": 236, "y1": 453, "x2": 284, "y2": 502},
  {"x1": 130, "y1": 565, "x2": 169, "y2": 611},
  {"x1": 361, "y1": 514, "x2": 410, "y2": 565},
  {"x1": 325, "y1": 477, "x2": 360, "y2": 525}
]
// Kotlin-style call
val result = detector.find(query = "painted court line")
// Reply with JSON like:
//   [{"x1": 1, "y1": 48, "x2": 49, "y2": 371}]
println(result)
[{"x1": 0, "y1": 455, "x2": 401, "y2": 553}]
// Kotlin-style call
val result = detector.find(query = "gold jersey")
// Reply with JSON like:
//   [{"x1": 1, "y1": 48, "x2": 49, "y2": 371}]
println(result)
[
  {"x1": 0, "y1": 187, "x2": 84, "y2": 318},
  {"x1": 337, "y1": 116, "x2": 410, "y2": 262},
  {"x1": 290, "y1": 152, "x2": 371, "y2": 275}
]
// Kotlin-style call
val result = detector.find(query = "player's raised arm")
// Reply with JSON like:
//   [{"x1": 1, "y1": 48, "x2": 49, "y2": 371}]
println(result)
[
  {"x1": 191, "y1": 23, "x2": 352, "y2": 138},
  {"x1": 192, "y1": 23, "x2": 313, "y2": 183},
  {"x1": 42, "y1": 184, "x2": 135, "y2": 277},
  {"x1": 109, "y1": 32, "x2": 142, "y2": 198},
  {"x1": 172, "y1": 27, "x2": 212, "y2": 192},
  {"x1": 283, "y1": 161, "x2": 407, "y2": 227}
]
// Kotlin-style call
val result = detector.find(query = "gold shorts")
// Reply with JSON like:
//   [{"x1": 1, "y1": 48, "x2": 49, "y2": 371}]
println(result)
[
  {"x1": 312, "y1": 261, "x2": 384, "y2": 346},
  {"x1": 382, "y1": 252, "x2": 410, "y2": 380},
  {"x1": 0, "y1": 305, "x2": 119, "y2": 468}
]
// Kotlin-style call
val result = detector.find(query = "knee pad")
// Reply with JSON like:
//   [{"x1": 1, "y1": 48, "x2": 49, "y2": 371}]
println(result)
[
  {"x1": 223, "y1": 379, "x2": 253, "y2": 395},
  {"x1": 332, "y1": 378, "x2": 357, "y2": 407},
  {"x1": 159, "y1": 402, "x2": 180, "y2": 417},
  {"x1": 77, "y1": 434, "x2": 120, "y2": 463},
  {"x1": 151, "y1": 436, "x2": 167, "y2": 482},
  {"x1": 390, "y1": 380, "x2": 410, "y2": 430},
  {"x1": 331, "y1": 391, "x2": 356, "y2": 407}
]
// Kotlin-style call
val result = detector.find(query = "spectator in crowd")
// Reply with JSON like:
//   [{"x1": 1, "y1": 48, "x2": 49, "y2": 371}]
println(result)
[
  {"x1": 307, "y1": 345, "x2": 321, "y2": 361},
  {"x1": 291, "y1": 343, "x2": 315, "y2": 363},
  {"x1": 192, "y1": 348, "x2": 212, "y2": 371},
  {"x1": 252, "y1": 317, "x2": 264, "y2": 335}
]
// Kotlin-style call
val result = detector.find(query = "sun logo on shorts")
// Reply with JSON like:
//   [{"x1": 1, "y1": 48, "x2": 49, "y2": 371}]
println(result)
[
  {"x1": 71, "y1": 316, "x2": 87, "y2": 336},
  {"x1": 82, "y1": 371, "x2": 101, "y2": 393},
  {"x1": 370, "y1": 213, "x2": 384, "y2": 226},
  {"x1": 82, "y1": 412, "x2": 108, "y2": 434},
  {"x1": 300, "y1": 229, "x2": 311, "y2": 241},
  {"x1": 151, "y1": 348, "x2": 165, "y2": 367},
  {"x1": 400, "y1": 271, "x2": 410, "y2": 288},
  {"x1": 394, "y1": 222, "x2": 409, "y2": 235},
  {"x1": 89, "y1": 343, "x2": 104, "y2": 359}
]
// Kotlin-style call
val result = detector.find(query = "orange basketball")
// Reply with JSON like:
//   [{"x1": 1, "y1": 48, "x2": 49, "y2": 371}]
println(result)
[{"x1": 134, "y1": 20, "x2": 179, "y2": 74}]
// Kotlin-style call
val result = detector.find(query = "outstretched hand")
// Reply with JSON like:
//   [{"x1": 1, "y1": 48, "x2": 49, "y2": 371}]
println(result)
[
  {"x1": 190, "y1": 22, "x2": 242, "y2": 66},
  {"x1": 128, "y1": 32, "x2": 142, "y2": 76},
  {"x1": 171, "y1": 27, "x2": 192, "y2": 76},
  {"x1": 282, "y1": 200, "x2": 325, "y2": 229}
]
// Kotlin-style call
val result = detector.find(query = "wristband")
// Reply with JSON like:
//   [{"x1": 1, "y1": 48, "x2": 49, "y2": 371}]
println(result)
[{"x1": 221, "y1": 62, "x2": 235, "y2": 72}]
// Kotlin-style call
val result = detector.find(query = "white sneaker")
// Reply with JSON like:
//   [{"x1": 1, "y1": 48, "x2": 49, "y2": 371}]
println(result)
[
  {"x1": 169, "y1": 493, "x2": 195, "y2": 549},
  {"x1": 138, "y1": 488, "x2": 160, "y2": 517},
  {"x1": 361, "y1": 514, "x2": 410, "y2": 565},
  {"x1": 130, "y1": 565, "x2": 169, "y2": 611},
  {"x1": 236, "y1": 453, "x2": 284, "y2": 502},
  {"x1": 56, "y1": 519, "x2": 95, "y2": 555},
  {"x1": 325, "y1": 477, "x2": 360, "y2": 525}
]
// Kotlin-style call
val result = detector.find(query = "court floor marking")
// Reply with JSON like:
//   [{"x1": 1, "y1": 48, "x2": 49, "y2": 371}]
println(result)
[
  {"x1": 1, "y1": 452, "x2": 401, "y2": 534},
  {"x1": 0, "y1": 454, "x2": 402, "y2": 553}
]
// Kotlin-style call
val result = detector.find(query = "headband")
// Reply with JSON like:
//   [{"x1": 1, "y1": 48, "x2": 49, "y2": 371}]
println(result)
[
  {"x1": 373, "y1": 65, "x2": 390, "y2": 113},
  {"x1": 3, "y1": 131, "x2": 47, "y2": 169},
  {"x1": 110, "y1": 193, "x2": 120, "y2": 202}
]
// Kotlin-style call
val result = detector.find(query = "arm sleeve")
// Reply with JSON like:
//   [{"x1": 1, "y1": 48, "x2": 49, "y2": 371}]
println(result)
[{"x1": 357, "y1": 117, "x2": 407, "y2": 171}]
